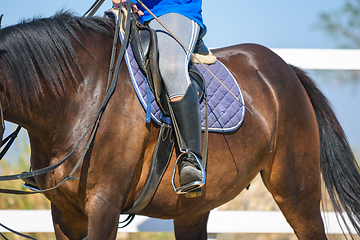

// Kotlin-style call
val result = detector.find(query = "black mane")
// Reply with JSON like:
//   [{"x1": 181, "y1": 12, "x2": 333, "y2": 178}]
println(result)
[{"x1": 0, "y1": 12, "x2": 115, "y2": 109}]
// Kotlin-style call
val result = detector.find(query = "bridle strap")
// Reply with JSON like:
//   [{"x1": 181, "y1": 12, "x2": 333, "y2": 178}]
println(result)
[{"x1": 0, "y1": 2, "x2": 133, "y2": 194}]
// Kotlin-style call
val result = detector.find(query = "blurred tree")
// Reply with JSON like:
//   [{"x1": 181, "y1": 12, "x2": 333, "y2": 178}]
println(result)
[
  {"x1": 318, "y1": 0, "x2": 360, "y2": 48},
  {"x1": 316, "y1": 0, "x2": 360, "y2": 86}
]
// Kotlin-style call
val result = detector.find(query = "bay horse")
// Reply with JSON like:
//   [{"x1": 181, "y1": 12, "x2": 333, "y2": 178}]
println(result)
[{"x1": 0, "y1": 12, "x2": 360, "y2": 240}]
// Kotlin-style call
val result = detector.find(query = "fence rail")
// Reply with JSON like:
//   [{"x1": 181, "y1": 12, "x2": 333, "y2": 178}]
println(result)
[
  {"x1": 0, "y1": 210, "x2": 355, "y2": 234},
  {"x1": 272, "y1": 48, "x2": 360, "y2": 70}
]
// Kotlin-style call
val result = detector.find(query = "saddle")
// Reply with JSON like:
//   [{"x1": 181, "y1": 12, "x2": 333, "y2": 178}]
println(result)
[
  {"x1": 129, "y1": 13, "x2": 170, "y2": 115},
  {"x1": 129, "y1": 13, "x2": 212, "y2": 115}
]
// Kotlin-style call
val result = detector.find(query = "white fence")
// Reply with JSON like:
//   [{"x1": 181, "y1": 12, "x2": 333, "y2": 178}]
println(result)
[
  {"x1": 0, "y1": 209, "x2": 356, "y2": 235},
  {"x1": 272, "y1": 48, "x2": 360, "y2": 70},
  {"x1": 1, "y1": 49, "x2": 359, "y2": 237}
]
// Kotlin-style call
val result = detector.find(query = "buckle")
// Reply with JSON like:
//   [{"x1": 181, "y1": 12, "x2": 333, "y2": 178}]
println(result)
[{"x1": 171, "y1": 151, "x2": 206, "y2": 194}]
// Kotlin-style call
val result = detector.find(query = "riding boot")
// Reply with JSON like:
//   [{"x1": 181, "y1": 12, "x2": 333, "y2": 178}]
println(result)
[{"x1": 170, "y1": 82, "x2": 204, "y2": 190}]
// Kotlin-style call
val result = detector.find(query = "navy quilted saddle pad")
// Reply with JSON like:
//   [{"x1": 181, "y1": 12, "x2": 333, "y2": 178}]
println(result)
[{"x1": 126, "y1": 48, "x2": 245, "y2": 132}]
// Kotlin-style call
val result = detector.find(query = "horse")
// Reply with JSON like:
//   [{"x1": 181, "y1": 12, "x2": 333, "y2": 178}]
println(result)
[{"x1": 0, "y1": 12, "x2": 360, "y2": 240}]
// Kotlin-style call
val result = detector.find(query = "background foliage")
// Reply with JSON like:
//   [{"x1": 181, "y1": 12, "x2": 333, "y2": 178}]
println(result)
[{"x1": 316, "y1": 0, "x2": 360, "y2": 86}]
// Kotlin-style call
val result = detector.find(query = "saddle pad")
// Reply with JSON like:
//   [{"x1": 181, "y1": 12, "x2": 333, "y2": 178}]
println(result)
[
  {"x1": 127, "y1": 49, "x2": 245, "y2": 132},
  {"x1": 111, "y1": 12, "x2": 245, "y2": 132}
]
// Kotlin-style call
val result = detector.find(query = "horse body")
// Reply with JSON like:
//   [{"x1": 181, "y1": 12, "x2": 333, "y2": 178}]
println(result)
[{"x1": 0, "y1": 13, "x2": 359, "y2": 240}]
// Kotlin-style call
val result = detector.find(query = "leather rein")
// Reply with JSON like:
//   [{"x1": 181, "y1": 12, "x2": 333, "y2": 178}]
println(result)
[{"x1": 0, "y1": 2, "x2": 132, "y2": 195}]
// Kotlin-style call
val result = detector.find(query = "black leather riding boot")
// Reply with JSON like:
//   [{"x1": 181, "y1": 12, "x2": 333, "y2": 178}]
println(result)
[{"x1": 170, "y1": 82, "x2": 203, "y2": 188}]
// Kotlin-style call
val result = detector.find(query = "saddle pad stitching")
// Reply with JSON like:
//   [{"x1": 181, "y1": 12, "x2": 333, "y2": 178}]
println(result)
[{"x1": 198, "y1": 61, "x2": 245, "y2": 132}]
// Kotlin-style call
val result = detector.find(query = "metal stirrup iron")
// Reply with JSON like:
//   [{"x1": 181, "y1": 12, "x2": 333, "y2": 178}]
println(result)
[{"x1": 171, "y1": 151, "x2": 206, "y2": 194}]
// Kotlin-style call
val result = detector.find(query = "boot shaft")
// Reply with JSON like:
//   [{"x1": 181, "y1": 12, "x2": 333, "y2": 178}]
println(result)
[{"x1": 170, "y1": 82, "x2": 202, "y2": 157}]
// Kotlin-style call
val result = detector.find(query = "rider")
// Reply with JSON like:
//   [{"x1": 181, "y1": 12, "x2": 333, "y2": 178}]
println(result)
[{"x1": 112, "y1": 0, "x2": 204, "y2": 193}]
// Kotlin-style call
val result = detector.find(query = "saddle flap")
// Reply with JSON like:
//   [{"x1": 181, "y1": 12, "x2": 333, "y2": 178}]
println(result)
[
  {"x1": 130, "y1": 16, "x2": 170, "y2": 116},
  {"x1": 189, "y1": 63, "x2": 205, "y2": 102}
]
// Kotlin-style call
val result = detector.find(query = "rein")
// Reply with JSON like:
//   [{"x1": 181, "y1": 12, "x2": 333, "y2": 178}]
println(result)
[{"x1": 0, "y1": 2, "x2": 133, "y2": 195}]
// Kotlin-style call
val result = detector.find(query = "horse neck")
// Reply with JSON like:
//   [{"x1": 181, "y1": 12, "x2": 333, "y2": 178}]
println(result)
[
  {"x1": 2, "y1": 66, "x2": 110, "y2": 154},
  {"x1": 0, "y1": 17, "x2": 122, "y2": 178}
]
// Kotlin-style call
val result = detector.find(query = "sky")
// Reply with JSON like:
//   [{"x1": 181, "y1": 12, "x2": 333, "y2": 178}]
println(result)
[{"x1": 0, "y1": 1, "x2": 359, "y2": 155}]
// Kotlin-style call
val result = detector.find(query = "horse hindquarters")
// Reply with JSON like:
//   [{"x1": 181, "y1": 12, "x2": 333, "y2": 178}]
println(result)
[
  {"x1": 292, "y1": 65, "x2": 360, "y2": 237},
  {"x1": 258, "y1": 73, "x2": 327, "y2": 239},
  {"x1": 207, "y1": 44, "x2": 326, "y2": 239},
  {"x1": 230, "y1": 47, "x2": 327, "y2": 239}
]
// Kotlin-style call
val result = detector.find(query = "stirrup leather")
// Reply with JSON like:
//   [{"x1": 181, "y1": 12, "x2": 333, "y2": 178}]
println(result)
[{"x1": 171, "y1": 151, "x2": 206, "y2": 194}]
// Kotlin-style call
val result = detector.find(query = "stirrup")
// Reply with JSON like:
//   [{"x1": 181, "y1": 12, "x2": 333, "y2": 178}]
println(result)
[{"x1": 171, "y1": 151, "x2": 206, "y2": 194}]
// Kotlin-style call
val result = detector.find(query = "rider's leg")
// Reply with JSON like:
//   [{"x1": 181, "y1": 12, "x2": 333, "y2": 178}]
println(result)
[
  {"x1": 148, "y1": 13, "x2": 203, "y2": 189},
  {"x1": 170, "y1": 82, "x2": 202, "y2": 186}
]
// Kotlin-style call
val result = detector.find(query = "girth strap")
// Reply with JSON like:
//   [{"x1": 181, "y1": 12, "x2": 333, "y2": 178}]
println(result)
[{"x1": 123, "y1": 123, "x2": 175, "y2": 214}]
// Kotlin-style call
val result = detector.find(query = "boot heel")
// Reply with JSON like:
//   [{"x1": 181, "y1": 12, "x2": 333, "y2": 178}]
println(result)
[{"x1": 185, "y1": 187, "x2": 203, "y2": 198}]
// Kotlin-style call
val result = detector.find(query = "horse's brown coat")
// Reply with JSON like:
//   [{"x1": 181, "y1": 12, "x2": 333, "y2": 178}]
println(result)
[{"x1": 0, "y1": 14, "x2": 359, "y2": 240}]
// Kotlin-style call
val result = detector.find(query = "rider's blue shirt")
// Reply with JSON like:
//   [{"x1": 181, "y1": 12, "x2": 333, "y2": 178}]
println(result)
[{"x1": 135, "y1": 0, "x2": 203, "y2": 28}]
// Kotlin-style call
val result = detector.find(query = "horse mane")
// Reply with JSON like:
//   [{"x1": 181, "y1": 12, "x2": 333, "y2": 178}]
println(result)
[{"x1": 0, "y1": 11, "x2": 115, "y2": 109}]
